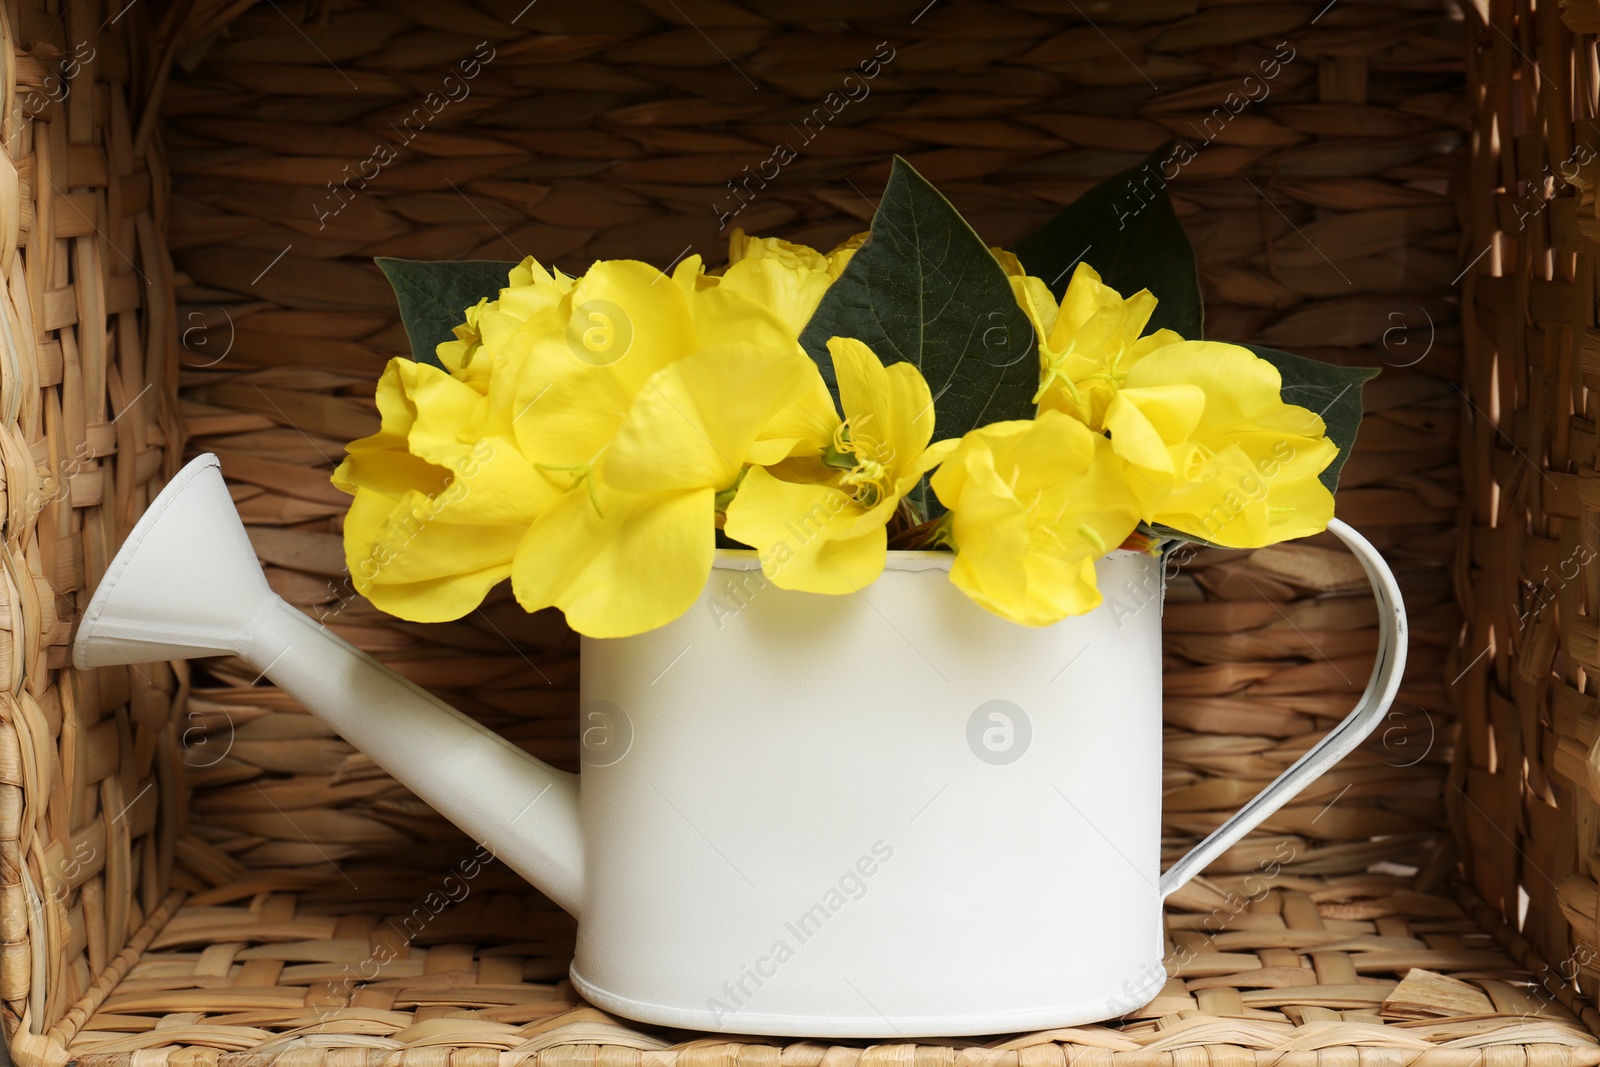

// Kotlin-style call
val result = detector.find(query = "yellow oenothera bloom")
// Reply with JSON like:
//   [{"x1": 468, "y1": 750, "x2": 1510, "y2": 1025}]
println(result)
[
  {"x1": 1016, "y1": 261, "x2": 1183, "y2": 429},
  {"x1": 1012, "y1": 262, "x2": 1337, "y2": 549},
  {"x1": 723, "y1": 337, "x2": 956, "y2": 594},
  {"x1": 1103, "y1": 342, "x2": 1336, "y2": 548},
  {"x1": 931, "y1": 411, "x2": 1141, "y2": 626},
  {"x1": 332, "y1": 357, "x2": 562, "y2": 622},
  {"x1": 711, "y1": 229, "x2": 867, "y2": 337},
  {"x1": 334, "y1": 257, "x2": 588, "y2": 622},
  {"x1": 507, "y1": 258, "x2": 816, "y2": 637},
  {"x1": 436, "y1": 258, "x2": 575, "y2": 392}
]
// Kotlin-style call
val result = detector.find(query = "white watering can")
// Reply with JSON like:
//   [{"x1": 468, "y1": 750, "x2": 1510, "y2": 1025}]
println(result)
[{"x1": 75, "y1": 453, "x2": 1406, "y2": 1038}]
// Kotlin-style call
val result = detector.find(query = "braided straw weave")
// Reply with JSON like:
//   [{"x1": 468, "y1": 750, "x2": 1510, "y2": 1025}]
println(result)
[
  {"x1": 160, "y1": 0, "x2": 1467, "y2": 886},
  {"x1": 1458, "y1": 0, "x2": 1600, "y2": 1032},
  {"x1": 0, "y1": 0, "x2": 1587, "y2": 1062},
  {"x1": 0, "y1": 0, "x2": 187, "y2": 1056}
]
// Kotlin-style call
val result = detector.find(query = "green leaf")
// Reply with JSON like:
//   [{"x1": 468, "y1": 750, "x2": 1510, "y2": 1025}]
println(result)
[
  {"x1": 375, "y1": 258, "x2": 517, "y2": 369},
  {"x1": 1011, "y1": 143, "x2": 1201, "y2": 338},
  {"x1": 1243, "y1": 344, "x2": 1377, "y2": 494},
  {"x1": 798, "y1": 157, "x2": 1039, "y2": 446}
]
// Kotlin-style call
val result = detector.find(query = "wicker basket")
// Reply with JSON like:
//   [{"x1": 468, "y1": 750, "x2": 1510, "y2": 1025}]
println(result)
[{"x1": 0, "y1": 0, "x2": 1588, "y2": 1063}]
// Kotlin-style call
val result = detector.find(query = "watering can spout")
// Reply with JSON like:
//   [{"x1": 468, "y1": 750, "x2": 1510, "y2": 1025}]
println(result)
[{"x1": 74, "y1": 454, "x2": 586, "y2": 916}]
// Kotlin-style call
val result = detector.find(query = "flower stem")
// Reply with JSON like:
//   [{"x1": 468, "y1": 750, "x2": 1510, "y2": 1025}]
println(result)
[{"x1": 889, "y1": 513, "x2": 953, "y2": 551}]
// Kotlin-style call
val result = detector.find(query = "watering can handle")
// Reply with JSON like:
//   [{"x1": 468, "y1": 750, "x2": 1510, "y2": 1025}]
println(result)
[{"x1": 1158, "y1": 518, "x2": 1409, "y2": 898}]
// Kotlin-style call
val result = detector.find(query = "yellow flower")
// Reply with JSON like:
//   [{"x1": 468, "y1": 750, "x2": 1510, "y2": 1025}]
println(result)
[
  {"x1": 1016, "y1": 262, "x2": 1183, "y2": 428},
  {"x1": 332, "y1": 357, "x2": 561, "y2": 622},
  {"x1": 334, "y1": 257, "x2": 593, "y2": 622},
  {"x1": 1011, "y1": 262, "x2": 1337, "y2": 549},
  {"x1": 712, "y1": 229, "x2": 866, "y2": 336},
  {"x1": 436, "y1": 258, "x2": 575, "y2": 391},
  {"x1": 339, "y1": 256, "x2": 820, "y2": 636},
  {"x1": 1103, "y1": 342, "x2": 1336, "y2": 547},
  {"x1": 723, "y1": 337, "x2": 956, "y2": 594},
  {"x1": 505, "y1": 259, "x2": 816, "y2": 637},
  {"x1": 930, "y1": 411, "x2": 1140, "y2": 626}
]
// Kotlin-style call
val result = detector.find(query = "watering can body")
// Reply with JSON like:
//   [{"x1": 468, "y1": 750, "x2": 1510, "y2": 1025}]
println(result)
[{"x1": 75, "y1": 454, "x2": 1407, "y2": 1037}]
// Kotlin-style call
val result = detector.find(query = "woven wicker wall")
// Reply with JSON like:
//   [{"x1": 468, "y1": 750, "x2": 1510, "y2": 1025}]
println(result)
[
  {"x1": 0, "y1": 0, "x2": 1487, "y2": 1053},
  {"x1": 0, "y1": 0, "x2": 182, "y2": 1049},
  {"x1": 1459, "y1": 0, "x2": 1600, "y2": 1013},
  {"x1": 159, "y1": 0, "x2": 1464, "y2": 892}
]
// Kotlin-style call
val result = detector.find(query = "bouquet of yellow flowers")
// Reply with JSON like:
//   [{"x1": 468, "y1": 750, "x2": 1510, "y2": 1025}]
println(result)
[{"x1": 336, "y1": 154, "x2": 1372, "y2": 637}]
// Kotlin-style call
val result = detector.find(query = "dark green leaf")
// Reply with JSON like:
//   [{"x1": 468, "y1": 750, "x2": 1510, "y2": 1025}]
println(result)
[
  {"x1": 376, "y1": 258, "x2": 517, "y2": 369},
  {"x1": 1243, "y1": 344, "x2": 1377, "y2": 493},
  {"x1": 798, "y1": 156, "x2": 1039, "y2": 447},
  {"x1": 1011, "y1": 143, "x2": 1201, "y2": 338}
]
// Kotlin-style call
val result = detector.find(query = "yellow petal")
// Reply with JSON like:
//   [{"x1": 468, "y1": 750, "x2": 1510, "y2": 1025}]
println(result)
[
  {"x1": 1128, "y1": 327, "x2": 1184, "y2": 363},
  {"x1": 716, "y1": 256, "x2": 835, "y2": 337},
  {"x1": 911, "y1": 437, "x2": 959, "y2": 480},
  {"x1": 508, "y1": 272, "x2": 697, "y2": 469},
  {"x1": 406, "y1": 368, "x2": 491, "y2": 456},
  {"x1": 344, "y1": 359, "x2": 423, "y2": 454},
  {"x1": 936, "y1": 439, "x2": 1032, "y2": 611},
  {"x1": 690, "y1": 279, "x2": 804, "y2": 354},
  {"x1": 826, "y1": 232, "x2": 868, "y2": 277},
  {"x1": 1024, "y1": 557, "x2": 1103, "y2": 624},
  {"x1": 359, "y1": 564, "x2": 515, "y2": 624},
  {"x1": 991, "y1": 248, "x2": 1027, "y2": 278},
  {"x1": 1104, "y1": 385, "x2": 1204, "y2": 465},
  {"x1": 723, "y1": 467, "x2": 883, "y2": 594},
  {"x1": 1102, "y1": 383, "x2": 1206, "y2": 512},
  {"x1": 829, "y1": 337, "x2": 938, "y2": 482},
  {"x1": 569, "y1": 259, "x2": 700, "y2": 378},
  {"x1": 727, "y1": 229, "x2": 831, "y2": 273},
  {"x1": 1160, "y1": 438, "x2": 1337, "y2": 547},
  {"x1": 606, "y1": 343, "x2": 808, "y2": 494},
  {"x1": 507, "y1": 259, "x2": 705, "y2": 467},
  {"x1": 750, "y1": 362, "x2": 840, "y2": 465},
  {"x1": 1010, "y1": 275, "x2": 1059, "y2": 352},
  {"x1": 490, "y1": 272, "x2": 570, "y2": 330},
  {"x1": 672, "y1": 253, "x2": 707, "y2": 293},
  {"x1": 1251, "y1": 458, "x2": 1337, "y2": 543},
  {"x1": 354, "y1": 489, "x2": 526, "y2": 584},
  {"x1": 342, "y1": 486, "x2": 527, "y2": 620},
  {"x1": 1054, "y1": 261, "x2": 1112, "y2": 342},
  {"x1": 1125, "y1": 341, "x2": 1299, "y2": 438},
  {"x1": 438, "y1": 437, "x2": 562, "y2": 525},
  {"x1": 512, "y1": 484, "x2": 716, "y2": 637},
  {"x1": 332, "y1": 449, "x2": 448, "y2": 501}
]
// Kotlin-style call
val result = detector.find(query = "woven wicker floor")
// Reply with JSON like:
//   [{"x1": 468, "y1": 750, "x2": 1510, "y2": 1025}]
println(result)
[{"x1": 43, "y1": 872, "x2": 1600, "y2": 1066}]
